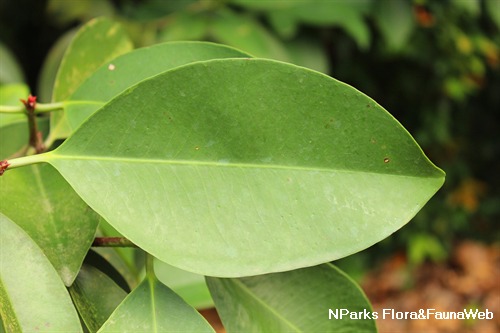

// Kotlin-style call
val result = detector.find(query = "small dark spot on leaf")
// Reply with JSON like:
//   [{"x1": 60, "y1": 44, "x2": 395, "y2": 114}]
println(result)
[
  {"x1": 325, "y1": 118, "x2": 335, "y2": 129},
  {"x1": 384, "y1": 157, "x2": 390, "y2": 163},
  {"x1": 367, "y1": 104, "x2": 371, "y2": 108},
  {"x1": 370, "y1": 138, "x2": 377, "y2": 144}
]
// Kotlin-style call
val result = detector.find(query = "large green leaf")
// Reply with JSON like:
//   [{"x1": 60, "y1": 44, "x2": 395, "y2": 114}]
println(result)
[
  {"x1": 69, "y1": 264, "x2": 127, "y2": 332},
  {"x1": 207, "y1": 263, "x2": 376, "y2": 332},
  {"x1": 0, "y1": 164, "x2": 99, "y2": 285},
  {"x1": 98, "y1": 274, "x2": 214, "y2": 332},
  {"x1": 11, "y1": 59, "x2": 444, "y2": 277},
  {"x1": 0, "y1": 213, "x2": 82, "y2": 331},
  {"x1": 66, "y1": 41, "x2": 251, "y2": 130},
  {"x1": 50, "y1": 17, "x2": 132, "y2": 141}
]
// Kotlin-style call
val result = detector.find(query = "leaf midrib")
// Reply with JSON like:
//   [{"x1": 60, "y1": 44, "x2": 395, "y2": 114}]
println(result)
[
  {"x1": 231, "y1": 279, "x2": 302, "y2": 332},
  {"x1": 48, "y1": 153, "x2": 443, "y2": 179}
]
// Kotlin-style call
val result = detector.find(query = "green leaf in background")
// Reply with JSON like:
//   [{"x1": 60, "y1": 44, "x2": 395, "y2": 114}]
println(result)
[
  {"x1": 69, "y1": 264, "x2": 127, "y2": 333},
  {"x1": 230, "y1": 0, "x2": 297, "y2": 11},
  {"x1": 234, "y1": 0, "x2": 372, "y2": 50},
  {"x1": 37, "y1": 29, "x2": 76, "y2": 102},
  {"x1": 50, "y1": 17, "x2": 132, "y2": 141},
  {"x1": 155, "y1": 260, "x2": 213, "y2": 310},
  {"x1": 98, "y1": 274, "x2": 214, "y2": 332},
  {"x1": 210, "y1": 9, "x2": 290, "y2": 61},
  {"x1": 485, "y1": 0, "x2": 500, "y2": 27},
  {"x1": 374, "y1": 0, "x2": 414, "y2": 52},
  {"x1": 47, "y1": 0, "x2": 115, "y2": 26},
  {"x1": 0, "y1": 213, "x2": 82, "y2": 332},
  {"x1": 16, "y1": 59, "x2": 444, "y2": 277},
  {"x1": 407, "y1": 233, "x2": 447, "y2": 265},
  {"x1": 290, "y1": 1, "x2": 371, "y2": 50},
  {"x1": 0, "y1": 164, "x2": 99, "y2": 286},
  {"x1": 452, "y1": 0, "x2": 480, "y2": 17},
  {"x1": 267, "y1": 10, "x2": 299, "y2": 39},
  {"x1": 157, "y1": 11, "x2": 209, "y2": 42},
  {"x1": 207, "y1": 263, "x2": 377, "y2": 332},
  {"x1": 0, "y1": 42, "x2": 25, "y2": 84},
  {"x1": 285, "y1": 38, "x2": 329, "y2": 74},
  {"x1": 66, "y1": 41, "x2": 251, "y2": 130}
]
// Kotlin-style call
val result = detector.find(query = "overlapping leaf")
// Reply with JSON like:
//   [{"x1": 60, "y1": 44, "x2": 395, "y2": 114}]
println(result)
[
  {"x1": 0, "y1": 164, "x2": 99, "y2": 285},
  {"x1": 37, "y1": 29, "x2": 76, "y2": 102},
  {"x1": 11, "y1": 59, "x2": 444, "y2": 277},
  {"x1": 50, "y1": 17, "x2": 132, "y2": 141},
  {"x1": 0, "y1": 213, "x2": 82, "y2": 332},
  {"x1": 69, "y1": 264, "x2": 127, "y2": 332},
  {"x1": 207, "y1": 263, "x2": 376, "y2": 332},
  {"x1": 66, "y1": 41, "x2": 251, "y2": 130},
  {"x1": 98, "y1": 274, "x2": 214, "y2": 332}
]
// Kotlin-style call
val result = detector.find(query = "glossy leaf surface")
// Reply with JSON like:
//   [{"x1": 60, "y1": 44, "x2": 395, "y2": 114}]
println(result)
[
  {"x1": 207, "y1": 263, "x2": 376, "y2": 332},
  {"x1": 69, "y1": 264, "x2": 127, "y2": 332},
  {"x1": 66, "y1": 42, "x2": 251, "y2": 130},
  {"x1": 98, "y1": 276, "x2": 214, "y2": 332},
  {"x1": 50, "y1": 17, "x2": 132, "y2": 140},
  {"x1": 29, "y1": 59, "x2": 443, "y2": 277},
  {"x1": 0, "y1": 164, "x2": 99, "y2": 285},
  {"x1": 0, "y1": 213, "x2": 82, "y2": 332}
]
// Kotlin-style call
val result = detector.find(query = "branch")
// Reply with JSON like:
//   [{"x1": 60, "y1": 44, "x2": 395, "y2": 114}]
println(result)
[
  {"x1": 21, "y1": 95, "x2": 45, "y2": 153},
  {"x1": 0, "y1": 101, "x2": 63, "y2": 114}
]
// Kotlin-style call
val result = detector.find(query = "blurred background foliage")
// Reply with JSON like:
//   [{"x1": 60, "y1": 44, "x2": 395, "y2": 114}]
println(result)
[{"x1": 0, "y1": 0, "x2": 498, "y2": 276}]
